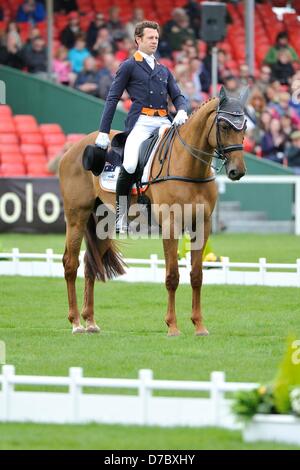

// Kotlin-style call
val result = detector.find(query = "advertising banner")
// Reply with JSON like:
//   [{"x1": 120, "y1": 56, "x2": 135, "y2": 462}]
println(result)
[{"x1": 0, "y1": 178, "x2": 65, "y2": 233}]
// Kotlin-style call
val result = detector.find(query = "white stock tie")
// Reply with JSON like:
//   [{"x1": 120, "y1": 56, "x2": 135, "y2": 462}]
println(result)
[
  {"x1": 140, "y1": 51, "x2": 155, "y2": 70},
  {"x1": 145, "y1": 57, "x2": 154, "y2": 70}
]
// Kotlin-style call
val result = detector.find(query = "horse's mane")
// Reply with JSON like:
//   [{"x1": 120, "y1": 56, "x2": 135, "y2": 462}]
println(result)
[{"x1": 185, "y1": 96, "x2": 219, "y2": 125}]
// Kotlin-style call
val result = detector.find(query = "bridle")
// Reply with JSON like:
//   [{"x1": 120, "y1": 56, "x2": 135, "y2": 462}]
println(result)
[
  {"x1": 143, "y1": 100, "x2": 247, "y2": 187},
  {"x1": 174, "y1": 105, "x2": 247, "y2": 174}
]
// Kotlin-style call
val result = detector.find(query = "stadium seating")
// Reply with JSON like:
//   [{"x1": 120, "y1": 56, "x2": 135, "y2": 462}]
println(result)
[
  {"x1": 0, "y1": 105, "x2": 13, "y2": 117},
  {"x1": 0, "y1": 1, "x2": 299, "y2": 175},
  {"x1": 47, "y1": 145, "x2": 65, "y2": 158},
  {"x1": 0, "y1": 144, "x2": 21, "y2": 154},
  {"x1": 42, "y1": 133, "x2": 66, "y2": 146},
  {"x1": 0, "y1": 0, "x2": 299, "y2": 71},
  {"x1": 0, "y1": 105, "x2": 86, "y2": 177},
  {"x1": 20, "y1": 133, "x2": 44, "y2": 145},
  {"x1": 14, "y1": 115, "x2": 38, "y2": 125},
  {"x1": 0, "y1": 134, "x2": 19, "y2": 144},
  {"x1": 1, "y1": 162, "x2": 26, "y2": 176},
  {"x1": 40, "y1": 123, "x2": 63, "y2": 134},
  {"x1": 66, "y1": 133, "x2": 86, "y2": 142},
  {"x1": 20, "y1": 143, "x2": 45, "y2": 155},
  {"x1": 0, "y1": 121, "x2": 16, "y2": 133},
  {"x1": 1, "y1": 153, "x2": 24, "y2": 164}
]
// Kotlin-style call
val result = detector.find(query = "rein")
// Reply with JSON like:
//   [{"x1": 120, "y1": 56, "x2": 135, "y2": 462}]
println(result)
[{"x1": 143, "y1": 106, "x2": 245, "y2": 186}]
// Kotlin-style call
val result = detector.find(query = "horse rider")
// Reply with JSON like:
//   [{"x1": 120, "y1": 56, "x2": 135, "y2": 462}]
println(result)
[{"x1": 95, "y1": 20, "x2": 188, "y2": 232}]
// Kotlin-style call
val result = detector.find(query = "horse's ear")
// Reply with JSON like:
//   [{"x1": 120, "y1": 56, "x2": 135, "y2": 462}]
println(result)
[
  {"x1": 219, "y1": 85, "x2": 227, "y2": 105},
  {"x1": 240, "y1": 86, "x2": 250, "y2": 107}
]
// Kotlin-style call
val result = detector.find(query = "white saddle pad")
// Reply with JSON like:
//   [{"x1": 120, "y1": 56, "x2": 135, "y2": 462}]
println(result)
[{"x1": 99, "y1": 125, "x2": 171, "y2": 193}]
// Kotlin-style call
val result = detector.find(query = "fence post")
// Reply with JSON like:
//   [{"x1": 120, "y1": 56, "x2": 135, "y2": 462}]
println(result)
[
  {"x1": 150, "y1": 254, "x2": 158, "y2": 282},
  {"x1": 222, "y1": 257, "x2": 229, "y2": 284},
  {"x1": 210, "y1": 371, "x2": 225, "y2": 427},
  {"x1": 297, "y1": 259, "x2": 300, "y2": 288},
  {"x1": 259, "y1": 258, "x2": 266, "y2": 285},
  {"x1": 69, "y1": 367, "x2": 83, "y2": 423},
  {"x1": 12, "y1": 248, "x2": 19, "y2": 275},
  {"x1": 185, "y1": 252, "x2": 191, "y2": 272},
  {"x1": 78, "y1": 251, "x2": 85, "y2": 278},
  {"x1": 2, "y1": 365, "x2": 15, "y2": 422},
  {"x1": 46, "y1": 249, "x2": 54, "y2": 277},
  {"x1": 138, "y1": 369, "x2": 153, "y2": 425}
]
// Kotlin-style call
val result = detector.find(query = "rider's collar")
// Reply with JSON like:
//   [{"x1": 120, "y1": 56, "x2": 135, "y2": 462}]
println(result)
[
  {"x1": 138, "y1": 50, "x2": 155, "y2": 61},
  {"x1": 134, "y1": 51, "x2": 143, "y2": 62}
]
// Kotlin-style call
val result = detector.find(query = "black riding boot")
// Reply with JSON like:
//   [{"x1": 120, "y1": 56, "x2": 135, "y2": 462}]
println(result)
[{"x1": 115, "y1": 166, "x2": 135, "y2": 233}]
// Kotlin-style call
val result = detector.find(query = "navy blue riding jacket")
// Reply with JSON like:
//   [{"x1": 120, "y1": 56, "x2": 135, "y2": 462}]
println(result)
[{"x1": 99, "y1": 51, "x2": 187, "y2": 134}]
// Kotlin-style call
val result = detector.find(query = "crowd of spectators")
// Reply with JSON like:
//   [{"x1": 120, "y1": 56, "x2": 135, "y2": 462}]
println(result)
[{"x1": 1, "y1": 0, "x2": 300, "y2": 173}]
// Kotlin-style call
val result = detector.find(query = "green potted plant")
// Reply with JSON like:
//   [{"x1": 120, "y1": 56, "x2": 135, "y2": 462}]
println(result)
[{"x1": 232, "y1": 338, "x2": 300, "y2": 445}]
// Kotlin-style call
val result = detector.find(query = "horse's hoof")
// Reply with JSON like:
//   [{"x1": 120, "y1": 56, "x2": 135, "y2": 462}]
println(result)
[
  {"x1": 195, "y1": 328, "x2": 209, "y2": 336},
  {"x1": 86, "y1": 324, "x2": 101, "y2": 334},
  {"x1": 72, "y1": 325, "x2": 86, "y2": 334},
  {"x1": 167, "y1": 329, "x2": 180, "y2": 337}
]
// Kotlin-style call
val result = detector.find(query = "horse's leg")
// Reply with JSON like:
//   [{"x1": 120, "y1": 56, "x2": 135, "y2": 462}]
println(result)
[
  {"x1": 63, "y1": 210, "x2": 91, "y2": 334},
  {"x1": 81, "y1": 270, "x2": 98, "y2": 333},
  {"x1": 81, "y1": 237, "x2": 112, "y2": 333},
  {"x1": 190, "y1": 218, "x2": 210, "y2": 336},
  {"x1": 163, "y1": 238, "x2": 180, "y2": 336}
]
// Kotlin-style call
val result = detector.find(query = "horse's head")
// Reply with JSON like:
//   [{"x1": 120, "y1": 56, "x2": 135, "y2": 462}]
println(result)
[{"x1": 208, "y1": 86, "x2": 248, "y2": 181}]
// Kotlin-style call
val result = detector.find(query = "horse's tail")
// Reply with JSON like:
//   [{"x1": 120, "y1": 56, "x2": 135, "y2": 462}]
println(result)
[{"x1": 84, "y1": 203, "x2": 126, "y2": 282}]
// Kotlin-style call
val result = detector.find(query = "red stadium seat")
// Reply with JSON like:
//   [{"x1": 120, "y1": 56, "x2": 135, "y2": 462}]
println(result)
[
  {"x1": 0, "y1": 144, "x2": 20, "y2": 153},
  {"x1": 15, "y1": 123, "x2": 40, "y2": 134},
  {"x1": 17, "y1": 22, "x2": 31, "y2": 42},
  {"x1": 14, "y1": 114, "x2": 38, "y2": 125},
  {"x1": 66, "y1": 133, "x2": 86, "y2": 142},
  {"x1": 20, "y1": 133, "x2": 44, "y2": 145},
  {"x1": 1, "y1": 163, "x2": 26, "y2": 176},
  {"x1": 26, "y1": 163, "x2": 51, "y2": 176},
  {"x1": 0, "y1": 134, "x2": 19, "y2": 144},
  {"x1": 25, "y1": 155, "x2": 46, "y2": 164},
  {"x1": 0, "y1": 21, "x2": 7, "y2": 33},
  {"x1": 0, "y1": 121, "x2": 16, "y2": 133},
  {"x1": 40, "y1": 123, "x2": 63, "y2": 134},
  {"x1": 47, "y1": 145, "x2": 64, "y2": 157},
  {"x1": 23, "y1": 154, "x2": 47, "y2": 162},
  {"x1": 1, "y1": 153, "x2": 24, "y2": 164},
  {"x1": 158, "y1": 58, "x2": 174, "y2": 69},
  {"x1": 0, "y1": 105, "x2": 13, "y2": 117},
  {"x1": 243, "y1": 137, "x2": 255, "y2": 153},
  {"x1": 20, "y1": 143, "x2": 46, "y2": 155},
  {"x1": 43, "y1": 134, "x2": 66, "y2": 146}
]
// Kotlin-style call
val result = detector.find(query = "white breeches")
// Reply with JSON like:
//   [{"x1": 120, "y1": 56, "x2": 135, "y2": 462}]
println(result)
[{"x1": 123, "y1": 115, "x2": 171, "y2": 174}]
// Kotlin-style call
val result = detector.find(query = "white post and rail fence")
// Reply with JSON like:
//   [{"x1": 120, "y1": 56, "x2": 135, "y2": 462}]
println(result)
[
  {"x1": 0, "y1": 365, "x2": 257, "y2": 428},
  {"x1": 0, "y1": 249, "x2": 300, "y2": 287}
]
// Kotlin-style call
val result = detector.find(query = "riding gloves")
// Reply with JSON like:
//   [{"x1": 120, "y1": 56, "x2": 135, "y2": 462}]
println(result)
[
  {"x1": 95, "y1": 132, "x2": 110, "y2": 149},
  {"x1": 172, "y1": 110, "x2": 188, "y2": 126}
]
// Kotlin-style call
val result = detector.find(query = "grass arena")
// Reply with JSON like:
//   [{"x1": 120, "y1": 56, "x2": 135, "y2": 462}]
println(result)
[
  {"x1": 1, "y1": 0, "x2": 300, "y2": 453},
  {"x1": 1, "y1": 233, "x2": 300, "y2": 449}
]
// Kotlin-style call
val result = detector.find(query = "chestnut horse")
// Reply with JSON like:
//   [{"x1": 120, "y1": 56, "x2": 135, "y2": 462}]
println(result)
[{"x1": 59, "y1": 87, "x2": 248, "y2": 335}]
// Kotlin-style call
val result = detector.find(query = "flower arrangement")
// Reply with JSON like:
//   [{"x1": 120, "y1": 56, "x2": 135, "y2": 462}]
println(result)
[{"x1": 233, "y1": 337, "x2": 300, "y2": 420}]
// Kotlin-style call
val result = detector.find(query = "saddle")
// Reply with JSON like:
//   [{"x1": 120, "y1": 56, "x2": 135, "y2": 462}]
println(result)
[{"x1": 83, "y1": 130, "x2": 161, "y2": 185}]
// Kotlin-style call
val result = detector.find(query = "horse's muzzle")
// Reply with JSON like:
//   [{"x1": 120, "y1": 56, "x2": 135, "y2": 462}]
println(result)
[{"x1": 228, "y1": 168, "x2": 245, "y2": 181}]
